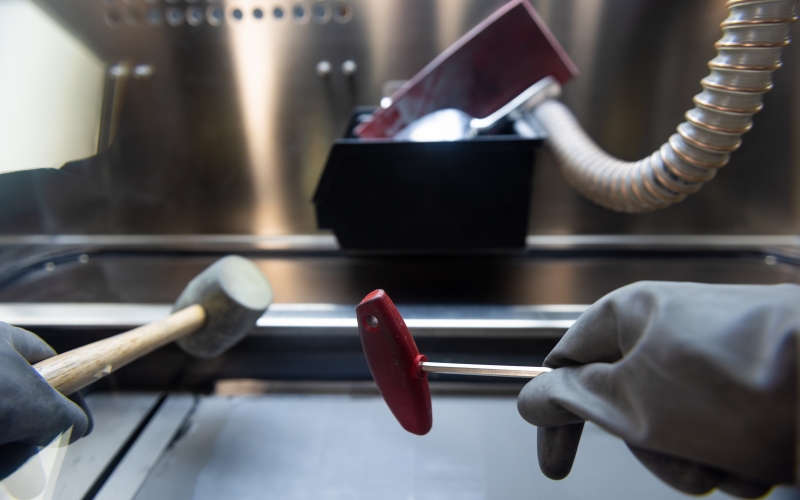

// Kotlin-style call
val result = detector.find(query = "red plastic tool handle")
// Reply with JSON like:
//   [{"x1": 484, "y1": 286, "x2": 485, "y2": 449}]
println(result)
[{"x1": 356, "y1": 290, "x2": 432, "y2": 435}]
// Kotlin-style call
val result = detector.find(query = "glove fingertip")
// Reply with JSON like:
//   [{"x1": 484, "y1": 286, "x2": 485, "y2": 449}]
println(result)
[
  {"x1": 68, "y1": 392, "x2": 94, "y2": 438},
  {"x1": 537, "y1": 423, "x2": 584, "y2": 480},
  {"x1": 67, "y1": 411, "x2": 91, "y2": 444},
  {"x1": 57, "y1": 392, "x2": 92, "y2": 444}
]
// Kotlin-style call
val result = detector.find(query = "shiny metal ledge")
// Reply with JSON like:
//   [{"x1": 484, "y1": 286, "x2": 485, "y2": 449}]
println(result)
[
  {"x1": 0, "y1": 303, "x2": 585, "y2": 338},
  {"x1": 0, "y1": 234, "x2": 798, "y2": 251}
]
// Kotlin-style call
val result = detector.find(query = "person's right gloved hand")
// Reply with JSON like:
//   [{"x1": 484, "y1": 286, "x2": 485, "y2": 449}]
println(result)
[
  {"x1": 0, "y1": 322, "x2": 92, "y2": 480},
  {"x1": 517, "y1": 281, "x2": 799, "y2": 498}
]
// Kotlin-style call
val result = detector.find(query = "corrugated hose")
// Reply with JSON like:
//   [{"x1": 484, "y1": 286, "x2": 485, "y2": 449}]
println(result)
[{"x1": 528, "y1": 0, "x2": 798, "y2": 213}]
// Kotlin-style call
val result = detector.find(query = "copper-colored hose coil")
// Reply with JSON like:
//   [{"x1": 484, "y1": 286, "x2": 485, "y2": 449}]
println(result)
[{"x1": 531, "y1": 0, "x2": 797, "y2": 213}]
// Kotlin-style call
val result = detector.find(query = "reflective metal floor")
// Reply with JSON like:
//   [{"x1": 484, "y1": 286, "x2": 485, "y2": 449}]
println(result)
[{"x1": 22, "y1": 392, "x2": 799, "y2": 500}]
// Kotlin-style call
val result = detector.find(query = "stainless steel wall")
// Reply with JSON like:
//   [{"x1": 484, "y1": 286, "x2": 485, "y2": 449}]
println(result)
[{"x1": 2, "y1": 0, "x2": 798, "y2": 236}]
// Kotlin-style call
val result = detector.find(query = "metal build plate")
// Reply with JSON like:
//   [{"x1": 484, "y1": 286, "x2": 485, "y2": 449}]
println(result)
[
  {"x1": 0, "y1": 238, "x2": 798, "y2": 336},
  {"x1": 0, "y1": 238, "x2": 798, "y2": 307},
  {"x1": 0, "y1": 241, "x2": 797, "y2": 388},
  {"x1": 127, "y1": 395, "x2": 798, "y2": 500}
]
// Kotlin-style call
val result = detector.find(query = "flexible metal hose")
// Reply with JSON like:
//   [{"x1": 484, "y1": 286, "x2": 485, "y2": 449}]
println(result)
[{"x1": 530, "y1": 0, "x2": 797, "y2": 213}]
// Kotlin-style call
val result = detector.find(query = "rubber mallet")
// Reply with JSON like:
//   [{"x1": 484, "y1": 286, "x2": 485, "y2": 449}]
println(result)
[
  {"x1": 357, "y1": 289, "x2": 550, "y2": 435},
  {"x1": 32, "y1": 255, "x2": 273, "y2": 396}
]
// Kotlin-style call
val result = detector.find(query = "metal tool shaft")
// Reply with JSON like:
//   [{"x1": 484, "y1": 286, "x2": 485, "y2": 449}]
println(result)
[{"x1": 420, "y1": 361, "x2": 551, "y2": 378}]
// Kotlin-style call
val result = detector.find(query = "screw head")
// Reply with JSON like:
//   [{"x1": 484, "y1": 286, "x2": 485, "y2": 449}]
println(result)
[
  {"x1": 341, "y1": 59, "x2": 357, "y2": 76},
  {"x1": 133, "y1": 64, "x2": 154, "y2": 80},
  {"x1": 316, "y1": 60, "x2": 332, "y2": 77},
  {"x1": 109, "y1": 64, "x2": 128, "y2": 78}
]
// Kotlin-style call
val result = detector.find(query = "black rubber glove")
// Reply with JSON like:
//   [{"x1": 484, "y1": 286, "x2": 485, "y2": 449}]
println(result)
[
  {"x1": 517, "y1": 281, "x2": 799, "y2": 498},
  {"x1": 0, "y1": 322, "x2": 92, "y2": 479}
]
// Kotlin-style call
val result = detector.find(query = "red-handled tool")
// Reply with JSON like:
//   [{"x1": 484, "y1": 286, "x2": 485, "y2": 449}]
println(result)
[{"x1": 357, "y1": 289, "x2": 551, "y2": 435}]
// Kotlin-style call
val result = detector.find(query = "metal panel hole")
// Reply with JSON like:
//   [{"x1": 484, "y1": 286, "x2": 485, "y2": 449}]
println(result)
[
  {"x1": 207, "y1": 6, "x2": 224, "y2": 25},
  {"x1": 106, "y1": 9, "x2": 122, "y2": 26},
  {"x1": 146, "y1": 7, "x2": 162, "y2": 26},
  {"x1": 332, "y1": 2, "x2": 351, "y2": 23},
  {"x1": 165, "y1": 7, "x2": 184, "y2": 26},
  {"x1": 292, "y1": 3, "x2": 308, "y2": 23},
  {"x1": 126, "y1": 8, "x2": 142, "y2": 25},
  {"x1": 312, "y1": 3, "x2": 331, "y2": 24},
  {"x1": 186, "y1": 6, "x2": 204, "y2": 25}
]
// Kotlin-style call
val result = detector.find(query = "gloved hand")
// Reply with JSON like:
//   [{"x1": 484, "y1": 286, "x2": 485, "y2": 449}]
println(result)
[
  {"x1": 517, "y1": 281, "x2": 799, "y2": 498},
  {"x1": 0, "y1": 322, "x2": 92, "y2": 479}
]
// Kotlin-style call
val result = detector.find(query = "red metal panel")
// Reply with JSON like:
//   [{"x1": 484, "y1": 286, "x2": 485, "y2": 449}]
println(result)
[{"x1": 355, "y1": 0, "x2": 578, "y2": 139}]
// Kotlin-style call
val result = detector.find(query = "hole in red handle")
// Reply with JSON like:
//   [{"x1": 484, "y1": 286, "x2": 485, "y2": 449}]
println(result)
[{"x1": 363, "y1": 314, "x2": 379, "y2": 331}]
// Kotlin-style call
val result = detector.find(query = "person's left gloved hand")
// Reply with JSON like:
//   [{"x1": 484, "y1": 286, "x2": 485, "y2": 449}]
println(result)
[{"x1": 0, "y1": 322, "x2": 92, "y2": 479}]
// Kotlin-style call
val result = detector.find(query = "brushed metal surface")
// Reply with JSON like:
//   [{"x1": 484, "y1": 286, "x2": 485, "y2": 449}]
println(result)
[
  {"x1": 93, "y1": 395, "x2": 195, "y2": 500},
  {"x1": 0, "y1": 0, "x2": 796, "y2": 236},
  {"x1": 0, "y1": 246, "x2": 797, "y2": 305}
]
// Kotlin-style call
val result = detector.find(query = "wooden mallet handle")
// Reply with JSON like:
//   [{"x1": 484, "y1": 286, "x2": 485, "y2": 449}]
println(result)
[
  {"x1": 33, "y1": 305, "x2": 206, "y2": 396},
  {"x1": 31, "y1": 256, "x2": 273, "y2": 396}
]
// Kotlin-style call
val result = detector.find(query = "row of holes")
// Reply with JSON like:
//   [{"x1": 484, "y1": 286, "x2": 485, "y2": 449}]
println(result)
[
  {"x1": 107, "y1": 2, "x2": 353, "y2": 27},
  {"x1": 103, "y1": 0, "x2": 223, "y2": 3},
  {"x1": 104, "y1": 1, "x2": 223, "y2": 3}
]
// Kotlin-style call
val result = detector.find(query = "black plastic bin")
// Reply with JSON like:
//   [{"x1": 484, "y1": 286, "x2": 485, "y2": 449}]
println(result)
[{"x1": 313, "y1": 109, "x2": 544, "y2": 251}]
